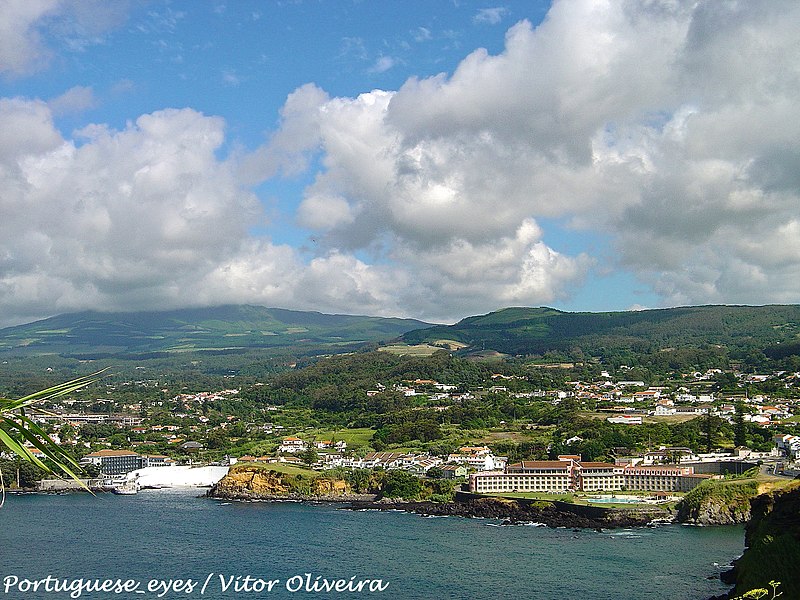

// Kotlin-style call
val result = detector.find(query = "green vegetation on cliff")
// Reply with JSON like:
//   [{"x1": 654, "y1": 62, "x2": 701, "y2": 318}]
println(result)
[
  {"x1": 676, "y1": 477, "x2": 790, "y2": 526},
  {"x1": 730, "y1": 483, "x2": 800, "y2": 598},
  {"x1": 211, "y1": 464, "x2": 456, "y2": 502}
]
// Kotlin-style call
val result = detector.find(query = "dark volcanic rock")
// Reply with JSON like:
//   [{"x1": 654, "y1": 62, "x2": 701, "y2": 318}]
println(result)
[{"x1": 344, "y1": 497, "x2": 670, "y2": 529}]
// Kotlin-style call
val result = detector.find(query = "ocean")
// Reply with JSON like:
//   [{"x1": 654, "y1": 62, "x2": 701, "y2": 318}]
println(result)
[{"x1": 0, "y1": 489, "x2": 742, "y2": 599}]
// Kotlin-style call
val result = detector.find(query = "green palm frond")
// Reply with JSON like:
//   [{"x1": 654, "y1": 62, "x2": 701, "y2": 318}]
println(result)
[{"x1": 0, "y1": 369, "x2": 109, "y2": 487}]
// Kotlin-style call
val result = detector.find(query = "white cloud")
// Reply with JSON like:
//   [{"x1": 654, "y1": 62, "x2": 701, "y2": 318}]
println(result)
[
  {"x1": 413, "y1": 27, "x2": 432, "y2": 42},
  {"x1": 369, "y1": 56, "x2": 397, "y2": 74},
  {"x1": 0, "y1": 101, "x2": 257, "y2": 322},
  {"x1": 297, "y1": 194, "x2": 355, "y2": 230},
  {"x1": 0, "y1": 0, "x2": 61, "y2": 75},
  {"x1": 0, "y1": 98, "x2": 422, "y2": 326},
  {"x1": 5, "y1": 0, "x2": 800, "y2": 325},
  {"x1": 392, "y1": 219, "x2": 592, "y2": 319},
  {"x1": 473, "y1": 7, "x2": 509, "y2": 26},
  {"x1": 251, "y1": 0, "x2": 800, "y2": 318},
  {"x1": 0, "y1": 0, "x2": 129, "y2": 76},
  {"x1": 47, "y1": 85, "x2": 96, "y2": 115}
]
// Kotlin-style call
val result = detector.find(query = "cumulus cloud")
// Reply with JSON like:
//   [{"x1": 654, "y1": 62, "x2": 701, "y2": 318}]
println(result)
[
  {"x1": 251, "y1": 0, "x2": 800, "y2": 317},
  {"x1": 0, "y1": 0, "x2": 61, "y2": 75},
  {"x1": 0, "y1": 98, "x2": 418, "y2": 326},
  {"x1": 5, "y1": 0, "x2": 800, "y2": 326},
  {"x1": 47, "y1": 85, "x2": 96, "y2": 115},
  {"x1": 0, "y1": 101, "x2": 250, "y2": 319},
  {"x1": 0, "y1": 0, "x2": 129, "y2": 76}
]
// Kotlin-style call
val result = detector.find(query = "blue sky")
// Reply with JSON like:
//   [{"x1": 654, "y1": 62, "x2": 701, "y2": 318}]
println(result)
[{"x1": 1, "y1": 0, "x2": 798, "y2": 326}]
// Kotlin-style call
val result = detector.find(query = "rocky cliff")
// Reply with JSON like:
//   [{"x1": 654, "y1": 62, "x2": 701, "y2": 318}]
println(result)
[
  {"x1": 724, "y1": 483, "x2": 800, "y2": 599},
  {"x1": 675, "y1": 479, "x2": 780, "y2": 526},
  {"x1": 207, "y1": 465, "x2": 364, "y2": 501}
]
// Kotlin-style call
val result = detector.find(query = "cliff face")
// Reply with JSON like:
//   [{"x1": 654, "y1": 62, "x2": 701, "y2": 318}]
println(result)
[
  {"x1": 210, "y1": 468, "x2": 292, "y2": 499},
  {"x1": 675, "y1": 480, "x2": 776, "y2": 526},
  {"x1": 728, "y1": 483, "x2": 800, "y2": 598},
  {"x1": 207, "y1": 465, "x2": 356, "y2": 500}
]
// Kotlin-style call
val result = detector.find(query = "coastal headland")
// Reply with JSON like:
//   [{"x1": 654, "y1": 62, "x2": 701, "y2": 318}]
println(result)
[{"x1": 207, "y1": 465, "x2": 672, "y2": 529}]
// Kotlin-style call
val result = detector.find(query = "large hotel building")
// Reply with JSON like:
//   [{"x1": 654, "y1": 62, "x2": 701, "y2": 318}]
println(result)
[{"x1": 469, "y1": 456, "x2": 713, "y2": 494}]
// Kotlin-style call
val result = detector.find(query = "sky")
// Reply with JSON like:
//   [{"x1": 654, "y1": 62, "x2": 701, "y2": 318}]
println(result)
[{"x1": 1, "y1": 0, "x2": 799, "y2": 328}]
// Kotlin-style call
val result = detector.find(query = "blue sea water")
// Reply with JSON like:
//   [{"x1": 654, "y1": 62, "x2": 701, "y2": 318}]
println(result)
[{"x1": 0, "y1": 490, "x2": 742, "y2": 600}]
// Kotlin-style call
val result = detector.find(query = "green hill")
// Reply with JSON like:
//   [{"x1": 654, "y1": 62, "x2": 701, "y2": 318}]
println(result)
[
  {"x1": 400, "y1": 305, "x2": 800, "y2": 357},
  {"x1": 0, "y1": 305, "x2": 431, "y2": 358}
]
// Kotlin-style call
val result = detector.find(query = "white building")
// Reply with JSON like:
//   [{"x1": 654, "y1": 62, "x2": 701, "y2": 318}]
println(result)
[
  {"x1": 469, "y1": 457, "x2": 713, "y2": 494},
  {"x1": 447, "y1": 446, "x2": 507, "y2": 471},
  {"x1": 277, "y1": 437, "x2": 307, "y2": 453},
  {"x1": 607, "y1": 415, "x2": 643, "y2": 425}
]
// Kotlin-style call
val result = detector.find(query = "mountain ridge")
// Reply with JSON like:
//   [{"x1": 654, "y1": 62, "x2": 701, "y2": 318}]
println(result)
[
  {"x1": 3, "y1": 303, "x2": 800, "y2": 362},
  {"x1": 400, "y1": 304, "x2": 800, "y2": 357},
  {"x1": 0, "y1": 304, "x2": 431, "y2": 357}
]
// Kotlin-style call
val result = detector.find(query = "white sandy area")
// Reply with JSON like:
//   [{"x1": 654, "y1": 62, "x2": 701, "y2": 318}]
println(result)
[{"x1": 125, "y1": 465, "x2": 229, "y2": 488}]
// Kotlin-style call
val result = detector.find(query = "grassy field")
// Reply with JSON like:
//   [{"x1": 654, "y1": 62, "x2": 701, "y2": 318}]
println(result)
[
  {"x1": 302, "y1": 427, "x2": 375, "y2": 448},
  {"x1": 234, "y1": 461, "x2": 318, "y2": 477},
  {"x1": 378, "y1": 344, "x2": 442, "y2": 356},
  {"x1": 581, "y1": 411, "x2": 700, "y2": 424}
]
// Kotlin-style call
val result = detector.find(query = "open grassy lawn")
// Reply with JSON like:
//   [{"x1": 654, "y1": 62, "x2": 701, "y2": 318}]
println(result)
[
  {"x1": 303, "y1": 427, "x2": 375, "y2": 448},
  {"x1": 580, "y1": 411, "x2": 699, "y2": 424},
  {"x1": 235, "y1": 461, "x2": 318, "y2": 477},
  {"x1": 378, "y1": 344, "x2": 443, "y2": 356}
]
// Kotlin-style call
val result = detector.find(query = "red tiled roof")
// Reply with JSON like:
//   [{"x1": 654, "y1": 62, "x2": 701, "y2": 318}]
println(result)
[{"x1": 85, "y1": 449, "x2": 139, "y2": 457}]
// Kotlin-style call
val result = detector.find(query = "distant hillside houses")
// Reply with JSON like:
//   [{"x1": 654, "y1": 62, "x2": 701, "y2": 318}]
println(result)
[
  {"x1": 446, "y1": 446, "x2": 507, "y2": 471},
  {"x1": 277, "y1": 437, "x2": 307, "y2": 453},
  {"x1": 642, "y1": 447, "x2": 698, "y2": 465},
  {"x1": 774, "y1": 434, "x2": 800, "y2": 459},
  {"x1": 338, "y1": 452, "x2": 443, "y2": 475}
]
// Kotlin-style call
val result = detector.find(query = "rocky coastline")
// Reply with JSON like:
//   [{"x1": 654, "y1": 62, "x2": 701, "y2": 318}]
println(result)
[
  {"x1": 207, "y1": 467, "x2": 673, "y2": 528},
  {"x1": 343, "y1": 496, "x2": 672, "y2": 529}
]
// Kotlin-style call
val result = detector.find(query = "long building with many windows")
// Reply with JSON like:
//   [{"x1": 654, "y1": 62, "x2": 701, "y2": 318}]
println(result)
[
  {"x1": 469, "y1": 456, "x2": 714, "y2": 494},
  {"x1": 79, "y1": 450, "x2": 171, "y2": 476}
]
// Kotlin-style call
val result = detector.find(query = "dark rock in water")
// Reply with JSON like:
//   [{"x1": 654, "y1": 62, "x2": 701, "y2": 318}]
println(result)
[
  {"x1": 343, "y1": 496, "x2": 670, "y2": 529},
  {"x1": 719, "y1": 568, "x2": 737, "y2": 585}
]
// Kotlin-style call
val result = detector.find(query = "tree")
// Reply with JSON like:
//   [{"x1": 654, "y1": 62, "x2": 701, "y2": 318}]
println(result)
[
  {"x1": 426, "y1": 466, "x2": 444, "y2": 479},
  {"x1": 382, "y1": 470, "x2": 422, "y2": 500},
  {"x1": 297, "y1": 447, "x2": 319, "y2": 466},
  {"x1": 702, "y1": 413, "x2": 722, "y2": 453},
  {"x1": 733, "y1": 401, "x2": 748, "y2": 448},
  {"x1": 0, "y1": 372, "x2": 103, "y2": 502}
]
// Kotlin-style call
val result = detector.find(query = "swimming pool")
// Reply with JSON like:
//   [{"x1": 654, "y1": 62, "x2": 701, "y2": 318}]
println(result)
[{"x1": 587, "y1": 496, "x2": 651, "y2": 504}]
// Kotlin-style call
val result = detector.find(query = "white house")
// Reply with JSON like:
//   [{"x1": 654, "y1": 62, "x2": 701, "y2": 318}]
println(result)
[
  {"x1": 278, "y1": 437, "x2": 307, "y2": 453},
  {"x1": 607, "y1": 415, "x2": 643, "y2": 425}
]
